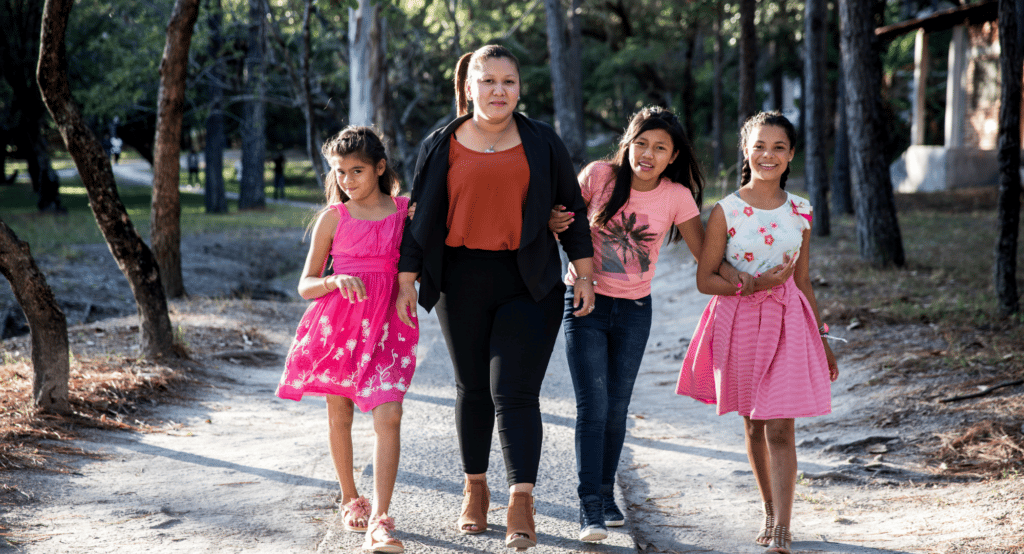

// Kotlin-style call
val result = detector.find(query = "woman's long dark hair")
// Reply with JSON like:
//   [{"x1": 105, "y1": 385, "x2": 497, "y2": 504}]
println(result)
[
  {"x1": 739, "y1": 111, "x2": 797, "y2": 190},
  {"x1": 454, "y1": 44, "x2": 521, "y2": 117},
  {"x1": 593, "y1": 106, "x2": 705, "y2": 242}
]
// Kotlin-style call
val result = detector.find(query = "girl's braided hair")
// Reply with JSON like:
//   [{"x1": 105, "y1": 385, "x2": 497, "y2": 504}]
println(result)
[{"x1": 739, "y1": 111, "x2": 796, "y2": 190}]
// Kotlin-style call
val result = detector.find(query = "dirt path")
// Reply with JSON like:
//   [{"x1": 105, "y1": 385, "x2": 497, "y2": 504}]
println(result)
[{"x1": 1, "y1": 234, "x2": 1022, "y2": 553}]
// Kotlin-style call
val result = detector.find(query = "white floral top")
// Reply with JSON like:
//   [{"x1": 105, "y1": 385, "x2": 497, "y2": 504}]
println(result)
[{"x1": 720, "y1": 191, "x2": 812, "y2": 277}]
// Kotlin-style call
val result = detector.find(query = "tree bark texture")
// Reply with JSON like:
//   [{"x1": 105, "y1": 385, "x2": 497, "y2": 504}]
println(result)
[
  {"x1": 152, "y1": 0, "x2": 200, "y2": 299},
  {"x1": 205, "y1": 0, "x2": 228, "y2": 214},
  {"x1": 995, "y1": 0, "x2": 1022, "y2": 316},
  {"x1": 805, "y1": 0, "x2": 831, "y2": 236},
  {"x1": 831, "y1": 67, "x2": 854, "y2": 215},
  {"x1": 839, "y1": 0, "x2": 906, "y2": 267},
  {"x1": 239, "y1": 0, "x2": 267, "y2": 210},
  {"x1": 38, "y1": 0, "x2": 176, "y2": 359},
  {"x1": 737, "y1": 0, "x2": 757, "y2": 186},
  {"x1": 0, "y1": 220, "x2": 70, "y2": 414},
  {"x1": 544, "y1": 0, "x2": 585, "y2": 169}
]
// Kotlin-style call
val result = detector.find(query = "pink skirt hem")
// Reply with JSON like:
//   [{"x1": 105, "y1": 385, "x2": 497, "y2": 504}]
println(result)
[{"x1": 676, "y1": 279, "x2": 831, "y2": 420}]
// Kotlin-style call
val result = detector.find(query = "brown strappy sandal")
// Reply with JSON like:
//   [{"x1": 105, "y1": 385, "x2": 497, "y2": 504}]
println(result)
[
  {"x1": 756, "y1": 501, "x2": 775, "y2": 547},
  {"x1": 505, "y1": 491, "x2": 537, "y2": 550},
  {"x1": 457, "y1": 478, "x2": 489, "y2": 535},
  {"x1": 766, "y1": 524, "x2": 792, "y2": 554}
]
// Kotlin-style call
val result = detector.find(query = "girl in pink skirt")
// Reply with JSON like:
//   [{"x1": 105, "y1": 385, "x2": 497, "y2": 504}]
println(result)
[
  {"x1": 676, "y1": 112, "x2": 839, "y2": 554},
  {"x1": 276, "y1": 126, "x2": 418, "y2": 554}
]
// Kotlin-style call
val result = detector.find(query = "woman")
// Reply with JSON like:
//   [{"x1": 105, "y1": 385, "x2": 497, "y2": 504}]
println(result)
[
  {"x1": 550, "y1": 107, "x2": 745, "y2": 542},
  {"x1": 676, "y1": 111, "x2": 839, "y2": 553},
  {"x1": 394, "y1": 44, "x2": 595, "y2": 550}
]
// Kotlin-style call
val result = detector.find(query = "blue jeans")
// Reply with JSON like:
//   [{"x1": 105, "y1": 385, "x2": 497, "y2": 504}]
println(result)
[{"x1": 563, "y1": 289, "x2": 652, "y2": 501}]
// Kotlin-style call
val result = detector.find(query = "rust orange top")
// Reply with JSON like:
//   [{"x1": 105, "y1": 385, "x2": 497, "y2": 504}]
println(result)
[{"x1": 445, "y1": 136, "x2": 530, "y2": 250}]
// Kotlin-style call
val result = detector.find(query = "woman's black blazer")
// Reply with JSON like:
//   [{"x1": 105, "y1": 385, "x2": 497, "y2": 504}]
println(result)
[{"x1": 398, "y1": 112, "x2": 593, "y2": 312}]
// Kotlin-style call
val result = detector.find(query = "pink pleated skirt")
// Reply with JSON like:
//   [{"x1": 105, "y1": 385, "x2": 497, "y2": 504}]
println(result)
[{"x1": 676, "y1": 278, "x2": 831, "y2": 420}]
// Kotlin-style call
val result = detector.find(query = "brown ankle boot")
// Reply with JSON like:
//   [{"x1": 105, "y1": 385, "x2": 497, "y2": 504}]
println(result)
[
  {"x1": 457, "y1": 478, "x2": 489, "y2": 535},
  {"x1": 505, "y1": 492, "x2": 537, "y2": 549}
]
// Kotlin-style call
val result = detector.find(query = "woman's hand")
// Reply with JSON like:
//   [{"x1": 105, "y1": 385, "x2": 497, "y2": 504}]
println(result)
[
  {"x1": 752, "y1": 251, "x2": 799, "y2": 292},
  {"x1": 395, "y1": 272, "x2": 418, "y2": 327},
  {"x1": 329, "y1": 274, "x2": 367, "y2": 303},
  {"x1": 572, "y1": 279, "x2": 596, "y2": 317},
  {"x1": 407, "y1": 201, "x2": 416, "y2": 220},
  {"x1": 548, "y1": 205, "x2": 574, "y2": 234}
]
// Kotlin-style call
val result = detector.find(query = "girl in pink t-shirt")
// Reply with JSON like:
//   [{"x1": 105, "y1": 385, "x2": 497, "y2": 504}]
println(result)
[{"x1": 550, "y1": 106, "x2": 744, "y2": 543}]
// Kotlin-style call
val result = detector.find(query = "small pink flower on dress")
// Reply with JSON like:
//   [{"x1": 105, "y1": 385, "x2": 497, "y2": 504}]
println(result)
[
  {"x1": 744, "y1": 252, "x2": 754, "y2": 262},
  {"x1": 728, "y1": 227, "x2": 736, "y2": 237},
  {"x1": 731, "y1": 209, "x2": 740, "y2": 217},
  {"x1": 758, "y1": 226, "x2": 767, "y2": 235},
  {"x1": 743, "y1": 206, "x2": 754, "y2": 217},
  {"x1": 770, "y1": 222, "x2": 779, "y2": 229},
  {"x1": 764, "y1": 235, "x2": 774, "y2": 246}
]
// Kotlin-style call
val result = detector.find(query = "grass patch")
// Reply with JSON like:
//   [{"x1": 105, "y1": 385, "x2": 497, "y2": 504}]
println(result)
[{"x1": 0, "y1": 177, "x2": 315, "y2": 254}]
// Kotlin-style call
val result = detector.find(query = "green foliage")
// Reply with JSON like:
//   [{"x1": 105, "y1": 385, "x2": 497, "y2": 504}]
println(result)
[
  {"x1": 0, "y1": 178, "x2": 311, "y2": 254},
  {"x1": 65, "y1": 1, "x2": 171, "y2": 130}
]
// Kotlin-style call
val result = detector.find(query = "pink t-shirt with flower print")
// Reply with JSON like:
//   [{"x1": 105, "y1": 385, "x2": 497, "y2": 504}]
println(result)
[
  {"x1": 720, "y1": 191, "x2": 812, "y2": 277},
  {"x1": 565, "y1": 162, "x2": 701, "y2": 300}
]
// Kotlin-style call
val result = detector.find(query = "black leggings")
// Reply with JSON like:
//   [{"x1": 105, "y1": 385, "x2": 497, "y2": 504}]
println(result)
[{"x1": 435, "y1": 247, "x2": 564, "y2": 486}]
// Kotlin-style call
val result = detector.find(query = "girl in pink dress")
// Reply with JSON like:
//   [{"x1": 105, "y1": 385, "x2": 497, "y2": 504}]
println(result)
[
  {"x1": 276, "y1": 126, "x2": 418, "y2": 554},
  {"x1": 675, "y1": 112, "x2": 839, "y2": 554}
]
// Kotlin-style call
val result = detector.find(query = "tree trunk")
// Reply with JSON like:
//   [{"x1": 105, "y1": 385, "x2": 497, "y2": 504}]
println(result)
[
  {"x1": 737, "y1": 0, "x2": 757, "y2": 186},
  {"x1": 805, "y1": 0, "x2": 831, "y2": 236},
  {"x1": 831, "y1": 65, "x2": 854, "y2": 215},
  {"x1": 300, "y1": 0, "x2": 324, "y2": 190},
  {"x1": 681, "y1": 26, "x2": 697, "y2": 143},
  {"x1": 152, "y1": 0, "x2": 200, "y2": 299},
  {"x1": 995, "y1": 0, "x2": 1022, "y2": 316},
  {"x1": 544, "y1": 0, "x2": 585, "y2": 169},
  {"x1": 38, "y1": 0, "x2": 176, "y2": 359},
  {"x1": 568, "y1": 0, "x2": 586, "y2": 165},
  {"x1": 712, "y1": 0, "x2": 724, "y2": 174},
  {"x1": 349, "y1": 0, "x2": 374, "y2": 126},
  {"x1": 839, "y1": 0, "x2": 906, "y2": 267},
  {"x1": 0, "y1": 0, "x2": 62, "y2": 212},
  {"x1": 239, "y1": 0, "x2": 266, "y2": 210},
  {"x1": 370, "y1": 4, "x2": 392, "y2": 150},
  {"x1": 0, "y1": 220, "x2": 70, "y2": 414},
  {"x1": 204, "y1": 0, "x2": 228, "y2": 214}
]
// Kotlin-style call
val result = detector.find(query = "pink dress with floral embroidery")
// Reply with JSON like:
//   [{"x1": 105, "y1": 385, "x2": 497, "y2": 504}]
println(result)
[
  {"x1": 676, "y1": 192, "x2": 831, "y2": 420},
  {"x1": 276, "y1": 197, "x2": 418, "y2": 412}
]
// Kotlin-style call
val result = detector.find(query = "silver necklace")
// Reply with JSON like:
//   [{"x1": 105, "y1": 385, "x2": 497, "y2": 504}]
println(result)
[{"x1": 474, "y1": 119, "x2": 513, "y2": 153}]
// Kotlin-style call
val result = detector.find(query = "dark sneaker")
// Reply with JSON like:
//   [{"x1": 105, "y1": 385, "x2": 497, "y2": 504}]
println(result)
[
  {"x1": 579, "y1": 501, "x2": 608, "y2": 542},
  {"x1": 603, "y1": 497, "x2": 625, "y2": 527}
]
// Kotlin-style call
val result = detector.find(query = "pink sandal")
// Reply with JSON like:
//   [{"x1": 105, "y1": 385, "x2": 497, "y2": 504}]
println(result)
[
  {"x1": 364, "y1": 514, "x2": 404, "y2": 553},
  {"x1": 341, "y1": 496, "x2": 371, "y2": 533}
]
